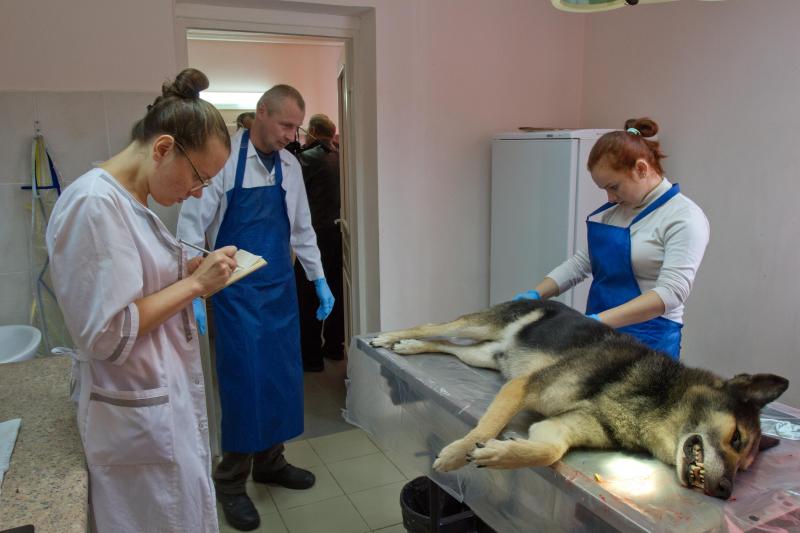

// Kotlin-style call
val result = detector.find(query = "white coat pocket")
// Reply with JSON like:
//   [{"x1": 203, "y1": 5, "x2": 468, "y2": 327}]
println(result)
[{"x1": 85, "y1": 385, "x2": 175, "y2": 466}]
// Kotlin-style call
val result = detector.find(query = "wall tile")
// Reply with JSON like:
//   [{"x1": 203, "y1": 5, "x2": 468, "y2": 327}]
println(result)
[
  {"x1": 0, "y1": 184, "x2": 34, "y2": 274},
  {"x1": 0, "y1": 92, "x2": 36, "y2": 184},
  {"x1": 0, "y1": 271, "x2": 32, "y2": 326},
  {"x1": 34, "y1": 92, "x2": 110, "y2": 183},
  {"x1": 102, "y1": 91, "x2": 158, "y2": 155}
]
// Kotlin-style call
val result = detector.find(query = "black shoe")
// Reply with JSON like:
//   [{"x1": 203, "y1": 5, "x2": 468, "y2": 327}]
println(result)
[
  {"x1": 303, "y1": 360, "x2": 324, "y2": 372},
  {"x1": 253, "y1": 464, "x2": 316, "y2": 490},
  {"x1": 216, "y1": 492, "x2": 260, "y2": 531}
]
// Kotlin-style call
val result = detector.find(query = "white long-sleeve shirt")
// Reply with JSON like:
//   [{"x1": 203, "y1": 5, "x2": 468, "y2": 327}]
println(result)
[
  {"x1": 547, "y1": 178, "x2": 710, "y2": 323},
  {"x1": 177, "y1": 130, "x2": 324, "y2": 281}
]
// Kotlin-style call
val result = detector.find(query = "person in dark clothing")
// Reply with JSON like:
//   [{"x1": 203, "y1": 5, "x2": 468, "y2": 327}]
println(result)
[{"x1": 295, "y1": 114, "x2": 344, "y2": 372}]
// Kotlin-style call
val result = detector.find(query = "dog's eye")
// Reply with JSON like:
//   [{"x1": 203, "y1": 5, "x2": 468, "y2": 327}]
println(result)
[{"x1": 731, "y1": 428, "x2": 742, "y2": 451}]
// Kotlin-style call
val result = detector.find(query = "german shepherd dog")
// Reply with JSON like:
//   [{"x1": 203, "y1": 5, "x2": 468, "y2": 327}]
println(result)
[{"x1": 370, "y1": 299, "x2": 789, "y2": 499}]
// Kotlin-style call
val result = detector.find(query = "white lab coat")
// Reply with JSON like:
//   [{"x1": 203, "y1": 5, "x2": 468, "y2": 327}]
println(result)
[
  {"x1": 46, "y1": 168, "x2": 218, "y2": 533},
  {"x1": 176, "y1": 130, "x2": 324, "y2": 280}
]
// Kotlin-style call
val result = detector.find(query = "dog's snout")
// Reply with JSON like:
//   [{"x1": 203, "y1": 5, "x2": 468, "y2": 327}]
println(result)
[{"x1": 711, "y1": 477, "x2": 732, "y2": 500}]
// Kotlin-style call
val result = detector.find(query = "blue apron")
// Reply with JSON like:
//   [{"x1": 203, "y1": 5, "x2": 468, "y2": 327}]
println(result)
[
  {"x1": 211, "y1": 130, "x2": 303, "y2": 453},
  {"x1": 585, "y1": 184, "x2": 683, "y2": 359}
]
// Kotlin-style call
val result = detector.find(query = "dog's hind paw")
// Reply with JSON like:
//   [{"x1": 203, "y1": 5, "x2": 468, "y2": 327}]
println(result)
[
  {"x1": 392, "y1": 339, "x2": 429, "y2": 355},
  {"x1": 370, "y1": 333, "x2": 400, "y2": 349},
  {"x1": 433, "y1": 438, "x2": 473, "y2": 472}
]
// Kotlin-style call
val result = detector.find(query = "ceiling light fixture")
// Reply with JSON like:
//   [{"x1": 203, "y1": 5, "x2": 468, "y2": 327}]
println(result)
[{"x1": 551, "y1": 0, "x2": 723, "y2": 13}]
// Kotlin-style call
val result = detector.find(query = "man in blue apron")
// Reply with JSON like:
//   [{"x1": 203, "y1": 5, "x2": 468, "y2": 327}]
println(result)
[{"x1": 177, "y1": 85, "x2": 335, "y2": 531}]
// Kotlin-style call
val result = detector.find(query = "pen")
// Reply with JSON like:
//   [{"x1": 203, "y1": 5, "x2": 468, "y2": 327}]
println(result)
[{"x1": 179, "y1": 239, "x2": 213, "y2": 256}]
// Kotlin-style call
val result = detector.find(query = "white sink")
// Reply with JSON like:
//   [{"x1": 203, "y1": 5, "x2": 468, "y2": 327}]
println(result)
[{"x1": 0, "y1": 325, "x2": 42, "y2": 363}]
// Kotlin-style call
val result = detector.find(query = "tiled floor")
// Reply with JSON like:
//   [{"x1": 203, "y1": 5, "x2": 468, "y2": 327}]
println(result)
[{"x1": 216, "y1": 359, "x2": 421, "y2": 533}]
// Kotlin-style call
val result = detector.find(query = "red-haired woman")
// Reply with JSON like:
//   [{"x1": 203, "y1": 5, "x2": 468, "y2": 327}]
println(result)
[{"x1": 515, "y1": 118, "x2": 709, "y2": 359}]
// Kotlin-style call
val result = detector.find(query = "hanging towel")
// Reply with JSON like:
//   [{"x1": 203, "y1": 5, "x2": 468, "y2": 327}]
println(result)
[{"x1": 0, "y1": 418, "x2": 21, "y2": 496}]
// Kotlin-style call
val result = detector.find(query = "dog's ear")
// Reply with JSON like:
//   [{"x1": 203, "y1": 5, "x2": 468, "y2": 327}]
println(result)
[{"x1": 726, "y1": 374, "x2": 789, "y2": 409}]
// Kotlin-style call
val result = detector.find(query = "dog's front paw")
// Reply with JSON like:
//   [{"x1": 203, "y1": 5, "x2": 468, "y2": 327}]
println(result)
[
  {"x1": 392, "y1": 339, "x2": 428, "y2": 355},
  {"x1": 370, "y1": 333, "x2": 400, "y2": 349},
  {"x1": 433, "y1": 438, "x2": 474, "y2": 472}
]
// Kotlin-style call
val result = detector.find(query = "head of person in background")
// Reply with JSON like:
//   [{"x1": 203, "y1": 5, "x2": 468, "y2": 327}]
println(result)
[
  {"x1": 128, "y1": 69, "x2": 231, "y2": 206},
  {"x1": 236, "y1": 111, "x2": 256, "y2": 130},
  {"x1": 587, "y1": 118, "x2": 666, "y2": 207},
  {"x1": 250, "y1": 84, "x2": 305, "y2": 154},
  {"x1": 304, "y1": 113, "x2": 336, "y2": 151}
]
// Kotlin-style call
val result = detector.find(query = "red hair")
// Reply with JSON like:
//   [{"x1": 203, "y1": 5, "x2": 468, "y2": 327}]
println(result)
[{"x1": 587, "y1": 117, "x2": 666, "y2": 176}]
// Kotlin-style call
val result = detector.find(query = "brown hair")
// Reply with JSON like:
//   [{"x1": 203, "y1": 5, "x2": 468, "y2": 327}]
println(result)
[
  {"x1": 587, "y1": 117, "x2": 666, "y2": 176},
  {"x1": 131, "y1": 68, "x2": 230, "y2": 152},
  {"x1": 236, "y1": 111, "x2": 256, "y2": 130},
  {"x1": 257, "y1": 84, "x2": 305, "y2": 115},
  {"x1": 308, "y1": 114, "x2": 336, "y2": 138}
]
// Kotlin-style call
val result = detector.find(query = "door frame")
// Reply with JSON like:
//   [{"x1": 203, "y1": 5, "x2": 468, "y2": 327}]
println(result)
[
  {"x1": 174, "y1": 4, "x2": 379, "y2": 456},
  {"x1": 174, "y1": 4, "x2": 376, "y2": 337}
]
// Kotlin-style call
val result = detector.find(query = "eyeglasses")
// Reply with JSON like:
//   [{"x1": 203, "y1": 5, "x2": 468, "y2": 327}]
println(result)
[{"x1": 174, "y1": 141, "x2": 210, "y2": 192}]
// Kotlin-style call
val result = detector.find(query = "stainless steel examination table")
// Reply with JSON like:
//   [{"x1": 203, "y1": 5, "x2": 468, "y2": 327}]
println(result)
[{"x1": 344, "y1": 337, "x2": 800, "y2": 532}]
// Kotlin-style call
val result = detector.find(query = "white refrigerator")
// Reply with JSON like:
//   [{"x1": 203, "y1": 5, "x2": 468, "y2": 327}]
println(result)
[{"x1": 489, "y1": 129, "x2": 614, "y2": 311}]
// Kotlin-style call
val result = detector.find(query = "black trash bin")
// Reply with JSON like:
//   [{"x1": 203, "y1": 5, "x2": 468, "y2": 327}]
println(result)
[{"x1": 400, "y1": 476, "x2": 479, "y2": 533}]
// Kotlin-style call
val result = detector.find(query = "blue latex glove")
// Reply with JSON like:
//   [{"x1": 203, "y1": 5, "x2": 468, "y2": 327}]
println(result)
[
  {"x1": 512, "y1": 289, "x2": 541, "y2": 301},
  {"x1": 587, "y1": 313, "x2": 601, "y2": 322},
  {"x1": 314, "y1": 278, "x2": 335, "y2": 321},
  {"x1": 193, "y1": 297, "x2": 207, "y2": 335}
]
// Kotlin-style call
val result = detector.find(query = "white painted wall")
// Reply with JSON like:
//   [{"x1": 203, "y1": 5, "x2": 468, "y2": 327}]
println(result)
[
  {"x1": 0, "y1": 0, "x2": 177, "y2": 91},
  {"x1": 186, "y1": 39, "x2": 342, "y2": 130},
  {"x1": 0, "y1": 91, "x2": 160, "y2": 330},
  {"x1": 580, "y1": 0, "x2": 800, "y2": 406},
  {"x1": 346, "y1": 0, "x2": 587, "y2": 329}
]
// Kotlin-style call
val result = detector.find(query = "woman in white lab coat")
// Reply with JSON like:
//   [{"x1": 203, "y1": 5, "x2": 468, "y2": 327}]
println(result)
[{"x1": 46, "y1": 69, "x2": 237, "y2": 532}]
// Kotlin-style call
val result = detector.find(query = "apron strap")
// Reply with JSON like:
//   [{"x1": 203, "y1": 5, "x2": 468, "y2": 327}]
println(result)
[
  {"x1": 587, "y1": 201, "x2": 617, "y2": 221},
  {"x1": 273, "y1": 150, "x2": 283, "y2": 189},
  {"x1": 630, "y1": 183, "x2": 680, "y2": 227}
]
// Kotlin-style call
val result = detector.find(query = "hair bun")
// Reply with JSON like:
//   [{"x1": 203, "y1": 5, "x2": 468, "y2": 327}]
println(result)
[
  {"x1": 162, "y1": 68, "x2": 209, "y2": 100},
  {"x1": 624, "y1": 117, "x2": 659, "y2": 138}
]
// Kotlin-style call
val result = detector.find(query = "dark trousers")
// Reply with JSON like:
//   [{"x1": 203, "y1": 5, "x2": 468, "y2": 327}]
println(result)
[
  {"x1": 213, "y1": 443, "x2": 287, "y2": 495},
  {"x1": 295, "y1": 227, "x2": 344, "y2": 366}
]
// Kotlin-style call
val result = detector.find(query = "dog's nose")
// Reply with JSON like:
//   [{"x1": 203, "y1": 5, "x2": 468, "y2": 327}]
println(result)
[{"x1": 712, "y1": 477, "x2": 732, "y2": 499}]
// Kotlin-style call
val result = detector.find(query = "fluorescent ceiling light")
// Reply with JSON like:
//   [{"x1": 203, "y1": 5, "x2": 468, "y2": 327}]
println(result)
[
  {"x1": 200, "y1": 91, "x2": 261, "y2": 110},
  {"x1": 187, "y1": 29, "x2": 344, "y2": 47}
]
